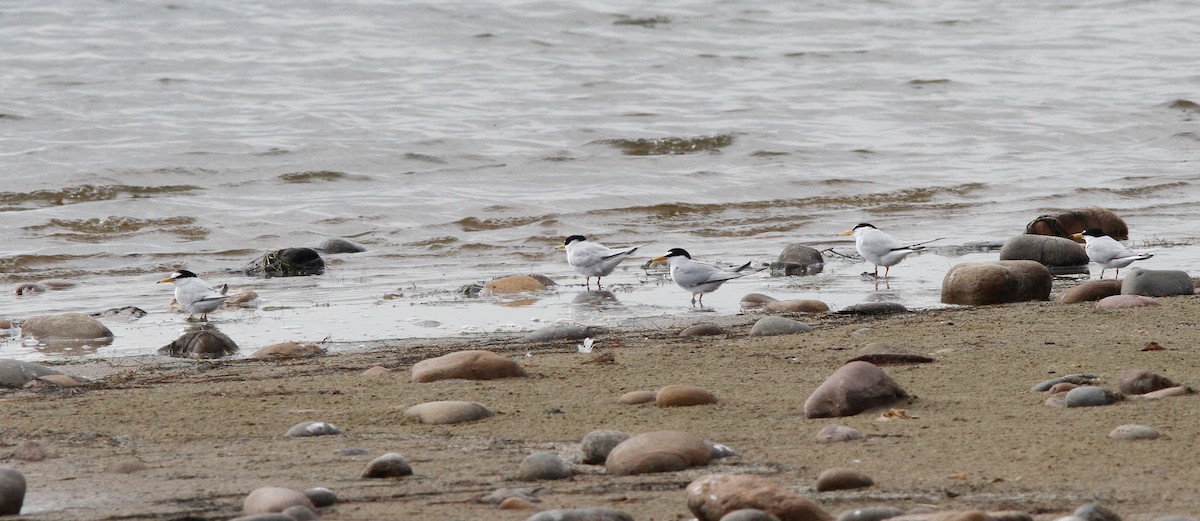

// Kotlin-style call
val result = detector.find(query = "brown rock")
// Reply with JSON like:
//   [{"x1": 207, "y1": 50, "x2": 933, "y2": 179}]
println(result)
[
  {"x1": 814, "y1": 468, "x2": 873, "y2": 491},
  {"x1": 617, "y1": 390, "x2": 657, "y2": 405},
  {"x1": 1140, "y1": 386, "x2": 1193, "y2": 399},
  {"x1": 480, "y1": 275, "x2": 549, "y2": 296},
  {"x1": 1047, "y1": 382, "x2": 1078, "y2": 394},
  {"x1": 686, "y1": 473, "x2": 833, "y2": 521},
  {"x1": 411, "y1": 350, "x2": 526, "y2": 383},
  {"x1": 1096, "y1": 295, "x2": 1159, "y2": 310},
  {"x1": 361, "y1": 365, "x2": 390, "y2": 376},
  {"x1": 1025, "y1": 207, "x2": 1129, "y2": 241},
  {"x1": 605, "y1": 431, "x2": 711, "y2": 476},
  {"x1": 499, "y1": 497, "x2": 536, "y2": 510},
  {"x1": 1118, "y1": 369, "x2": 1177, "y2": 395},
  {"x1": 1057, "y1": 279, "x2": 1123, "y2": 303},
  {"x1": 657, "y1": 384, "x2": 718, "y2": 407},
  {"x1": 940, "y1": 261, "x2": 1052, "y2": 305},
  {"x1": 250, "y1": 342, "x2": 324, "y2": 359},
  {"x1": 848, "y1": 342, "x2": 935, "y2": 365},
  {"x1": 764, "y1": 300, "x2": 829, "y2": 313},
  {"x1": 804, "y1": 361, "x2": 908, "y2": 418},
  {"x1": 403, "y1": 401, "x2": 494, "y2": 425},
  {"x1": 740, "y1": 293, "x2": 778, "y2": 310},
  {"x1": 243, "y1": 486, "x2": 315, "y2": 515}
]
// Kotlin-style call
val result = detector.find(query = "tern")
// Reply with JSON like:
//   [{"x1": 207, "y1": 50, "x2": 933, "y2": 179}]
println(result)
[
  {"x1": 649, "y1": 248, "x2": 757, "y2": 306},
  {"x1": 557, "y1": 235, "x2": 639, "y2": 289},
  {"x1": 158, "y1": 269, "x2": 229, "y2": 321},
  {"x1": 1072, "y1": 228, "x2": 1153, "y2": 278},
  {"x1": 839, "y1": 223, "x2": 939, "y2": 278}
]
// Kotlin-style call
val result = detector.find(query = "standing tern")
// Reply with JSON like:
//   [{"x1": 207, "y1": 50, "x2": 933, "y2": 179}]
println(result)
[
  {"x1": 557, "y1": 235, "x2": 640, "y2": 290},
  {"x1": 158, "y1": 269, "x2": 229, "y2": 321},
  {"x1": 648, "y1": 248, "x2": 757, "y2": 306},
  {"x1": 1072, "y1": 228, "x2": 1153, "y2": 278},
  {"x1": 839, "y1": 223, "x2": 940, "y2": 278}
]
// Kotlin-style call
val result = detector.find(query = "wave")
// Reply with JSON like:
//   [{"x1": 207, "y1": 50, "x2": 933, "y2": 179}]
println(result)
[
  {"x1": 0, "y1": 184, "x2": 197, "y2": 211},
  {"x1": 23, "y1": 216, "x2": 208, "y2": 243},
  {"x1": 591, "y1": 134, "x2": 736, "y2": 156}
]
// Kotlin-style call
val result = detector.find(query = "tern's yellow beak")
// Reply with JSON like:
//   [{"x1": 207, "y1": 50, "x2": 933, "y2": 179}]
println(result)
[
  {"x1": 1070, "y1": 232, "x2": 1084, "y2": 240},
  {"x1": 837, "y1": 229, "x2": 854, "y2": 236},
  {"x1": 555, "y1": 244, "x2": 566, "y2": 251},
  {"x1": 158, "y1": 277, "x2": 174, "y2": 284},
  {"x1": 649, "y1": 256, "x2": 668, "y2": 263}
]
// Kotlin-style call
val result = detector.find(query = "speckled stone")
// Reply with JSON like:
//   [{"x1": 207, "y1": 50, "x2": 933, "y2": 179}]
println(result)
[
  {"x1": 285, "y1": 421, "x2": 341, "y2": 437},
  {"x1": 605, "y1": 431, "x2": 711, "y2": 476},
  {"x1": 1064, "y1": 386, "x2": 1121, "y2": 407},
  {"x1": 580, "y1": 430, "x2": 631, "y2": 464},
  {"x1": 1108, "y1": 424, "x2": 1160, "y2": 441},
  {"x1": 360, "y1": 453, "x2": 413, "y2": 479},
  {"x1": 517, "y1": 452, "x2": 572, "y2": 481},
  {"x1": 303, "y1": 487, "x2": 338, "y2": 507}
]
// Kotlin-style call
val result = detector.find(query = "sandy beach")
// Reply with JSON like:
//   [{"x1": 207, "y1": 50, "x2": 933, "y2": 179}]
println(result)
[{"x1": 3, "y1": 292, "x2": 1199, "y2": 520}]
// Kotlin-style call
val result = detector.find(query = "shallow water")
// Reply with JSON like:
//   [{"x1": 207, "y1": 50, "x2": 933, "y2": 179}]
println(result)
[{"x1": 2, "y1": 0, "x2": 1198, "y2": 361}]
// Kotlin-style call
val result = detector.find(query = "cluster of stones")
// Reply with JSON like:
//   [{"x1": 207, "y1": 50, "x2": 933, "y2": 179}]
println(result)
[{"x1": 1035, "y1": 369, "x2": 1192, "y2": 413}]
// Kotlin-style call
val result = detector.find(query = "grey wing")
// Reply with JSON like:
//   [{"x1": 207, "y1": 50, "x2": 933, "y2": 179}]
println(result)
[{"x1": 679, "y1": 261, "x2": 749, "y2": 284}]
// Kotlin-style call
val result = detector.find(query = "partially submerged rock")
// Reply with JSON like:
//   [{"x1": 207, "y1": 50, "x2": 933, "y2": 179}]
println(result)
[
  {"x1": 158, "y1": 328, "x2": 238, "y2": 359},
  {"x1": 243, "y1": 247, "x2": 325, "y2": 277}
]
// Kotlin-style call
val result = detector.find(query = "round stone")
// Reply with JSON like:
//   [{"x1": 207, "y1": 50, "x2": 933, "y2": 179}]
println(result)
[
  {"x1": 739, "y1": 293, "x2": 779, "y2": 310},
  {"x1": 1064, "y1": 386, "x2": 1120, "y2": 407},
  {"x1": 404, "y1": 401, "x2": 494, "y2": 425},
  {"x1": 686, "y1": 473, "x2": 832, "y2": 521},
  {"x1": 816, "y1": 425, "x2": 864, "y2": 443},
  {"x1": 656, "y1": 384, "x2": 718, "y2": 407},
  {"x1": 1057, "y1": 279, "x2": 1122, "y2": 303},
  {"x1": 282, "y1": 505, "x2": 319, "y2": 521},
  {"x1": 617, "y1": 390, "x2": 657, "y2": 405},
  {"x1": 1118, "y1": 369, "x2": 1177, "y2": 395},
  {"x1": 720, "y1": 508, "x2": 782, "y2": 521},
  {"x1": 1096, "y1": 295, "x2": 1159, "y2": 310},
  {"x1": 940, "y1": 260, "x2": 1052, "y2": 305},
  {"x1": 517, "y1": 452, "x2": 572, "y2": 481},
  {"x1": 251, "y1": 342, "x2": 324, "y2": 359},
  {"x1": 581, "y1": 430, "x2": 632, "y2": 464},
  {"x1": 749, "y1": 316, "x2": 813, "y2": 337},
  {"x1": 837, "y1": 506, "x2": 906, "y2": 521},
  {"x1": 605, "y1": 431, "x2": 711, "y2": 476},
  {"x1": 361, "y1": 453, "x2": 413, "y2": 479},
  {"x1": 411, "y1": 350, "x2": 526, "y2": 383},
  {"x1": 815, "y1": 467, "x2": 874, "y2": 492},
  {"x1": 285, "y1": 421, "x2": 341, "y2": 438},
  {"x1": 480, "y1": 274, "x2": 549, "y2": 295},
  {"x1": 1108, "y1": 424, "x2": 1160, "y2": 441},
  {"x1": 303, "y1": 487, "x2": 338, "y2": 507},
  {"x1": 0, "y1": 467, "x2": 26, "y2": 516},
  {"x1": 680, "y1": 324, "x2": 727, "y2": 337},
  {"x1": 243, "y1": 487, "x2": 315, "y2": 515},
  {"x1": 764, "y1": 299, "x2": 829, "y2": 313},
  {"x1": 19, "y1": 313, "x2": 114, "y2": 343},
  {"x1": 520, "y1": 324, "x2": 595, "y2": 343},
  {"x1": 499, "y1": 497, "x2": 536, "y2": 510}
]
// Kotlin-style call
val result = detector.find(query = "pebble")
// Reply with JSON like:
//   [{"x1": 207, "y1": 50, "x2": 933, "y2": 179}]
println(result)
[
  {"x1": 749, "y1": 316, "x2": 813, "y2": 337},
  {"x1": 816, "y1": 425, "x2": 864, "y2": 443},
  {"x1": 764, "y1": 299, "x2": 830, "y2": 313},
  {"x1": 1108, "y1": 424, "x2": 1160, "y2": 441},
  {"x1": 998, "y1": 234, "x2": 1089, "y2": 267},
  {"x1": 361, "y1": 453, "x2": 413, "y2": 478},
  {"x1": 0, "y1": 359, "x2": 65, "y2": 388},
  {"x1": 0, "y1": 467, "x2": 26, "y2": 516},
  {"x1": 804, "y1": 361, "x2": 908, "y2": 418},
  {"x1": 521, "y1": 324, "x2": 596, "y2": 343},
  {"x1": 1117, "y1": 369, "x2": 1177, "y2": 395},
  {"x1": 707, "y1": 441, "x2": 738, "y2": 460},
  {"x1": 773, "y1": 243, "x2": 825, "y2": 276},
  {"x1": 282, "y1": 505, "x2": 319, "y2": 521},
  {"x1": 605, "y1": 430, "x2": 711, "y2": 476},
  {"x1": 158, "y1": 328, "x2": 238, "y2": 359},
  {"x1": 815, "y1": 468, "x2": 873, "y2": 492},
  {"x1": 580, "y1": 429, "x2": 631, "y2": 464},
  {"x1": 848, "y1": 342, "x2": 935, "y2": 365},
  {"x1": 303, "y1": 487, "x2": 338, "y2": 507},
  {"x1": 20, "y1": 312, "x2": 115, "y2": 343},
  {"x1": 617, "y1": 390, "x2": 657, "y2": 405},
  {"x1": 481, "y1": 274, "x2": 551, "y2": 296},
  {"x1": 836, "y1": 506, "x2": 905, "y2": 521},
  {"x1": 500, "y1": 497, "x2": 536, "y2": 510},
  {"x1": 1047, "y1": 382, "x2": 1078, "y2": 394},
  {"x1": 525, "y1": 508, "x2": 634, "y2": 521},
  {"x1": 837, "y1": 302, "x2": 909, "y2": 315},
  {"x1": 404, "y1": 401, "x2": 494, "y2": 425},
  {"x1": 1139, "y1": 386, "x2": 1192, "y2": 399},
  {"x1": 720, "y1": 509, "x2": 782, "y2": 521},
  {"x1": 361, "y1": 365, "x2": 390, "y2": 376},
  {"x1": 740, "y1": 293, "x2": 779, "y2": 310},
  {"x1": 518, "y1": 452, "x2": 572, "y2": 481},
  {"x1": 1031, "y1": 374, "x2": 1097, "y2": 392},
  {"x1": 940, "y1": 260, "x2": 1052, "y2": 305},
  {"x1": 411, "y1": 350, "x2": 526, "y2": 383},
  {"x1": 285, "y1": 421, "x2": 341, "y2": 438},
  {"x1": 1095, "y1": 295, "x2": 1159, "y2": 310},
  {"x1": 1057, "y1": 279, "x2": 1122, "y2": 303},
  {"x1": 1121, "y1": 268, "x2": 1195, "y2": 297},
  {"x1": 656, "y1": 384, "x2": 718, "y2": 407},
  {"x1": 1064, "y1": 386, "x2": 1121, "y2": 408},
  {"x1": 318, "y1": 237, "x2": 366, "y2": 253},
  {"x1": 686, "y1": 473, "x2": 831, "y2": 521},
  {"x1": 680, "y1": 323, "x2": 727, "y2": 337},
  {"x1": 243, "y1": 486, "x2": 315, "y2": 515},
  {"x1": 1073, "y1": 503, "x2": 1121, "y2": 521},
  {"x1": 480, "y1": 487, "x2": 544, "y2": 505},
  {"x1": 251, "y1": 342, "x2": 324, "y2": 359}
]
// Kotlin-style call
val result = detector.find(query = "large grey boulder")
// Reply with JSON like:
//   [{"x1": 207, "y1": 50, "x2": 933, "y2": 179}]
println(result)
[
  {"x1": 1121, "y1": 269, "x2": 1194, "y2": 297},
  {"x1": 999, "y1": 235, "x2": 1088, "y2": 271}
]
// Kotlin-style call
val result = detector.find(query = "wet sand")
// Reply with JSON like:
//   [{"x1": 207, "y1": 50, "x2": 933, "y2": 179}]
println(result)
[{"x1": 3, "y1": 295, "x2": 1200, "y2": 520}]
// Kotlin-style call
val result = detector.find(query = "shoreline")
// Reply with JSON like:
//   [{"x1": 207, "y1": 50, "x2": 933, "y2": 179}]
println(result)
[{"x1": 3, "y1": 296, "x2": 1200, "y2": 520}]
